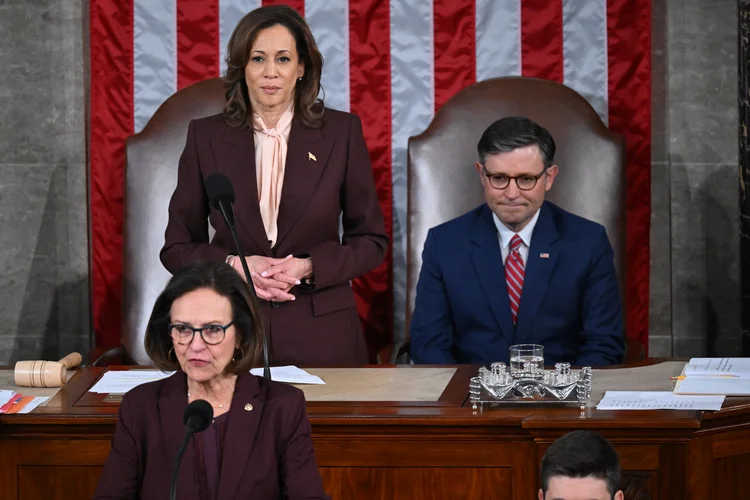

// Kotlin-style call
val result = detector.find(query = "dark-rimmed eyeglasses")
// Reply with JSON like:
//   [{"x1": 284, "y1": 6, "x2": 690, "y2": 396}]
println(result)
[
  {"x1": 482, "y1": 167, "x2": 547, "y2": 191},
  {"x1": 168, "y1": 321, "x2": 234, "y2": 346}
]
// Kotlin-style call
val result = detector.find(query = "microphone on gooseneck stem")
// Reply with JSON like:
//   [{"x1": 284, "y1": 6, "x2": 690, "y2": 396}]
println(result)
[
  {"x1": 171, "y1": 400, "x2": 213, "y2": 500},
  {"x1": 205, "y1": 173, "x2": 271, "y2": 381}
]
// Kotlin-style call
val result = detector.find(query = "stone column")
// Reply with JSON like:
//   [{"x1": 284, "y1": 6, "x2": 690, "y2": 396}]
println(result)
[{"x1": 740, "y1": 0, "x2": 750, "y2": 355}]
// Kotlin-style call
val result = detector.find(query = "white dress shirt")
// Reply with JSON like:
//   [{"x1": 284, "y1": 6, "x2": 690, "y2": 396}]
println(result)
[{"x1": 492, "y1": 209, "x2": 541, "y2": 266}]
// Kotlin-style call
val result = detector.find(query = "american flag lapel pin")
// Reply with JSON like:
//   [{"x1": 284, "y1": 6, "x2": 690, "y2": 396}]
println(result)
[
  {"x1": 308, "y1": 152, "x2": 317, "y2": 161},
  {"x1": 540, "y1": 252, "x2": 550, "y2": 259}
]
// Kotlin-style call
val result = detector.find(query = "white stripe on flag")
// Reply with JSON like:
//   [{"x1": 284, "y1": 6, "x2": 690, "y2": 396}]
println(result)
[
  {"x1": 306, "y1": 0, "x2": 350, "y2": 112},
  {"x1": 219, "y1": 0, "x2": 262, "y2": 77},
  {"x1": 390, "y1": 0, "x2": 435, "y2": 344},
  {"x1": 475, "y1": 0, "x2": 522, "y2": 81},
  {"x1": 562, "y1": 0, "x2": 609, "y2": 124},
  {"x1": 133, "y1": 0, "x2": 177, "y2": 133}
]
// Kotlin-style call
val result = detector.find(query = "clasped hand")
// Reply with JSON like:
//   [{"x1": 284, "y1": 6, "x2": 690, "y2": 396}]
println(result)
[{"x1": 230, "y1": 255, "x2": 312, "y2": 302}]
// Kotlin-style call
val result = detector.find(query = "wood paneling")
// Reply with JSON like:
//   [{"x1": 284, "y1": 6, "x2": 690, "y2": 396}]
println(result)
[
  {"x1": 319, "y1": 467, "x2": 512, "y2": 500},
  {"x1": 713, "y1": 453, "x2": 750, "y2": 498},
  {"x1": 18, "y1": 466, "x2": 102, "y2": 500},
  {"x1": 313, "y1": 439, "x2": 516, "y2": 467},
  {"x1": 1, "y1": 365, "x2": 750, "y2": 499}
]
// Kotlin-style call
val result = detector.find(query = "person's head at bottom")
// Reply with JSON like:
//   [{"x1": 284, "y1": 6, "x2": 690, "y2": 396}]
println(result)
[
  {"x1": 145, "y1": 260, "x2": 263, "y2": 396},
  {"x1": 539, "y1": 430, "x2": 624, "y2": 500}
]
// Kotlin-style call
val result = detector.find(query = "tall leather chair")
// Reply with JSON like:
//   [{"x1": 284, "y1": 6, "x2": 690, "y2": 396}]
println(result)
[
  {"x1": 96, "y1": 78, "x2": 227, "y2": 365},
  {"x1": 401, "y1": 76, "x2": 636, "y2": 363}
]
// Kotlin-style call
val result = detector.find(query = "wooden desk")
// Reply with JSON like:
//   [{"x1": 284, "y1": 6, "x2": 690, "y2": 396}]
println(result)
[{"x1": 1, "y1": 363, "x2": 749, "y2": 499}]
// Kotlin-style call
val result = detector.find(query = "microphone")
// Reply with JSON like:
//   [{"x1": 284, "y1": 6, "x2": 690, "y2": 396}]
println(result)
[
  {"x1": 170, "y1": 400, "x2": 213, "y2": 500},
  {"x1": 205, "y1": 173, "x2": 271, "y2": 380}
]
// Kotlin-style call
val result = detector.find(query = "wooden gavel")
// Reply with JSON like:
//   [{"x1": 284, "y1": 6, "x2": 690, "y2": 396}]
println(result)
[{"x1": 14, "y1": 352, "x2": 82, "y2": 388}]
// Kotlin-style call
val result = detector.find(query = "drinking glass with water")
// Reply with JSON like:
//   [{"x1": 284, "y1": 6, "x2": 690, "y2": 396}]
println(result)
[{"x1": 509, "y1": 344, "x2": 544, "y2": 377}]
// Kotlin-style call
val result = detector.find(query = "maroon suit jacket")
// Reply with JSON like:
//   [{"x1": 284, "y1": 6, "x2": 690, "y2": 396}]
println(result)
[
  {"x1": 160, "y1": 108, "x2": 388, "y2": 365},
  {"x1": 94, "y1": 371, "x2": 329, "y2": 500}
]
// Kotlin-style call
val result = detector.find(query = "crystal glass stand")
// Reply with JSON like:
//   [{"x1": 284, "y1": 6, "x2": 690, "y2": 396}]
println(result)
[{"x1": 469, "y1": 362, "x2": 593, "y2": 410}]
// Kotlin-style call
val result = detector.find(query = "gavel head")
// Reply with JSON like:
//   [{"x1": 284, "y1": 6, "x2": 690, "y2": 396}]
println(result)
[{"x1": 14, "y1": 360, "x2": 67, "y2": 388}]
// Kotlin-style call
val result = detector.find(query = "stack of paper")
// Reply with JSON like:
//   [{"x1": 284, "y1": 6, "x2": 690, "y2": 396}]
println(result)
[
  {"x1": 250, "y1": 366, "x2": 325, "y2": 385},
  {"x1": 0, "y1": 389, "x2": 49, "y2": 414},
  {"x1": 597, "y1": 391, "x2": 725, "y2": 411},
  {"x1": 87, "y1": 366, "x2": 326, "y2": 395},
  {"x1": 684, "y1": 358, "x2": 750, "y2": 377},
  {"x1": 89, "y1": 370, "x2": 174, "y2": 394},
  {"x1": 674, "y1": 358, "x2": 750, "y2": 396}
]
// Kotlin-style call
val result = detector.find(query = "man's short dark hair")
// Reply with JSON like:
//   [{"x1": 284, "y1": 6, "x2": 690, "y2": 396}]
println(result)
[
  {"x1": 540, "y1": 430, "x2": 621, "y2": 498},
  {"x1": 477, "y1": 116, "x2": 556, "y2": 168}
]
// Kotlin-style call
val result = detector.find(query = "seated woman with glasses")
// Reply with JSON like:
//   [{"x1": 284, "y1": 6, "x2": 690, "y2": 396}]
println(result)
[{"x1": 94, "y1": 260, "x2": 329, "y2": 500}]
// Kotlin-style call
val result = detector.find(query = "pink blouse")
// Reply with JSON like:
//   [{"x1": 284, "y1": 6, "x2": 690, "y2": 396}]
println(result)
[{"x1": 252, "y1": 103, "x2": 294, "y2": 247}]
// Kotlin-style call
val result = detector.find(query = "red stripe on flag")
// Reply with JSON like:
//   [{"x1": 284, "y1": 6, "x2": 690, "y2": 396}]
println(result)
[
  {"x1": 607, "y1": 0, "x2": 652, "y2": 353},
  {"x1": 89, "y1": 0, "x2": 134, "y2": 348},
  {"x1": 177, "y1": 0, "x2": 220, "y2": 89},
  {"x1": 520, "y1": 0, "x2": 564, "y2": 82},
  {"x1": 433, "y1": 0, "x2": 476, "y2": 111},
  {"x1": 349, "y1": 0, "x2": 393, "y2": 362},
  {"x1": 262, "y1": 0, "x2": 304, "y2": 16}
]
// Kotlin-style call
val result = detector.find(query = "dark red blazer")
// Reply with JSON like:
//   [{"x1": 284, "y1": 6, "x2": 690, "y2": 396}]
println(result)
[
  {"x1": 160, "y1": 109, "x2": 388, "y2": 365},
  {"x1": 94, "y1": 371, "x2": 329, "y2": 500}
]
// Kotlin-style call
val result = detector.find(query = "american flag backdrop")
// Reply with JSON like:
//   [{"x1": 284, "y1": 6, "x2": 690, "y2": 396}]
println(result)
[{"x1": 90, "y1": 0, "x2": 651, "y2": 355}]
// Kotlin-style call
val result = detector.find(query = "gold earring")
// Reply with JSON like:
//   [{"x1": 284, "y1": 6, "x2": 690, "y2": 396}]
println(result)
[{"x1": 168, "y1": 346, "x2": 175, "y2": 360}]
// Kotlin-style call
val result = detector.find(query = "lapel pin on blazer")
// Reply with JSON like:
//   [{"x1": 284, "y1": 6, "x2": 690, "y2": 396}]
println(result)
[
  {"x1": 540, "y1": 253, "x2": 550, "y2": 259},
  {"x1": 308, "y1": 152, "x2": 317, "y2": 161},
  {"x1": 244, "y1": 403, "x2": 253, "y2": 412}
]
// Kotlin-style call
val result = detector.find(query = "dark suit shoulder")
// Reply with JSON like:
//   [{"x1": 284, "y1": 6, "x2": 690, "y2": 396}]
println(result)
[
  {"x1": 190, "y1": 112, "x2": 227, "y2": 129},
  {"x1": 428, "y1": 205, "x2": 486, "y2": 240},
  {"x1": 182, "y1": 113, "x2": 233, "y2": 148},
  {"x1": 543, "y1": 201, "x2": 607, "y2": 240},
  {"x1": 321, "y1": 106, "x2": 353, "y2": 123},
  {"x1": 189, "y1": 107, "x2": 359, "y2": 137},
  {"x1": 318, "y1": 106, "x2": 361, "y2": 135},
  {"x1": 190, "y1": 107, "x2": 357, "y2": 127}
]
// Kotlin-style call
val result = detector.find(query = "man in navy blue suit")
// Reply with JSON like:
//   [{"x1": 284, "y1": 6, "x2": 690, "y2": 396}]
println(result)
[{"x1": 410, "y1": 117, "x2": 625, "y2": 367}]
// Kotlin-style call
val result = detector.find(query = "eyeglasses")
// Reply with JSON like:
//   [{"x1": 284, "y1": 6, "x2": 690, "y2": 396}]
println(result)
[
  {"x1": 482, "y1": 167, "x2": 547, "y2": 191},
  {"x1": 168, "y1": 321, "x2": 234, "y2": 346}
]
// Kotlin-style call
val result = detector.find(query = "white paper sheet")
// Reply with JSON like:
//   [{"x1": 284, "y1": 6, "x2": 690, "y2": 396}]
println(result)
[
  {"x1": 0, "y1": 390, "x2": 17, "y2": 408},
  {"x1": 88, "y1": 366, "x2": 325, "y2": 394},
  {"x1": 17, "y1": 396, "x2": 50, "y2": 414},
  {"x1": 596, "y1": 391, "x2": 725, "y2": 411},
  {"x1": 250, "y1": 365, "x2": 325, "y2": 385},
  {"x1": 88, "y1": 370, "x2": 175, "y2": 394},
  {"x1": 684, "y1": 358, "x2": 750, "y2": 378},
  {"x1": 674, "y1": 377, "x2": 750, "y2": 396}
]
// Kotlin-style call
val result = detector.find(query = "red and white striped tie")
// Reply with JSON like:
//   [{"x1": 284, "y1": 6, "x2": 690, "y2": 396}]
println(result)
[{"x1": 505, "y1": 235, "x2": 525, "y2": 324}]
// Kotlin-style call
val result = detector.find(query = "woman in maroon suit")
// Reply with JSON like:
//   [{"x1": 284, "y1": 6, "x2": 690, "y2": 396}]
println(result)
[
  {"x1": 160, "y1": 5, "x2": 387, "y2": 366},
  {"x1": 94, "y1": 260, "x2": 329, "y2": 500}
]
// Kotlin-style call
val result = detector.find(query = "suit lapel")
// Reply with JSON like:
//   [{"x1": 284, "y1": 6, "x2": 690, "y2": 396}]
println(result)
[
  {"x1": 216, "y1": 373, "x2": 265, "y2": 500},
  {"x1": 158, "y1": 372, "x2": 196, "y2": 499},
  {"x1": 274, "y1": 119, "x2": 334, "y2": 249},
  {"x1": 471, "y1": 206, "x2": 516, "y2": 346},
  {"x1": 515, "y1": 203, "x2": 560, "y2": 342},
  {"x1": 214, "y1": 125, "x2": 272, "y2": 254}
]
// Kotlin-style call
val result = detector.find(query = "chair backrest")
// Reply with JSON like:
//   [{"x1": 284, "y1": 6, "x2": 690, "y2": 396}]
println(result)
[
  {"x1": 406, "y1": 76, "x2": 626, "y2": 337},
  {"x1": 122, "y1": 78, "x2": 226, "y2": 365}
]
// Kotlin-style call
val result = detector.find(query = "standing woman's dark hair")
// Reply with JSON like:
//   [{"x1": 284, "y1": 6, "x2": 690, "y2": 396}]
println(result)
[
  {"x1": 145, "y1": 260, "x2": 264, "y2": 373},
  {"x1": 223, "y1": 5, "x2": 325, "y2": 129}
]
